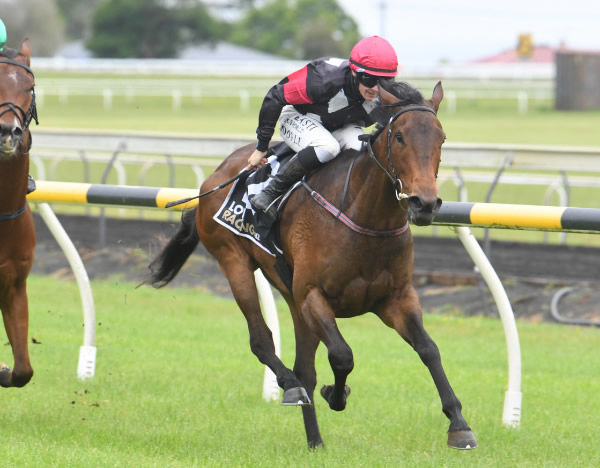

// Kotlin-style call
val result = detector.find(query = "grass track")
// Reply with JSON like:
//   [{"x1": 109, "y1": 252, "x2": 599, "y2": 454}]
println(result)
[{"x1": 2, "y1": 276, "x2": 599, "y2": 467}]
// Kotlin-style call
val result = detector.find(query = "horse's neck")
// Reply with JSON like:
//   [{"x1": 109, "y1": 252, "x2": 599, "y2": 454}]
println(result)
[
  {"x1": 0, "y1": 152, "x2": 29, "y2": 212},
  {"x1": 341, "y1": 149, "x2": 408, "y2": 230}
]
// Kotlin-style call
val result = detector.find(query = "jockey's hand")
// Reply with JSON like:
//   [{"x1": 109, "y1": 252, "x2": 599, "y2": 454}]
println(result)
[{"x1": 247, "y1": 149, "x2": 268, "y2": 170}]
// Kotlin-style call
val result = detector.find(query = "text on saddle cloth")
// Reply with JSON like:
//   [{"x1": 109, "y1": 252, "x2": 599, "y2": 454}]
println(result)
[{"x1": 214, "y1": 151, "x2": 295, "y2": 257}]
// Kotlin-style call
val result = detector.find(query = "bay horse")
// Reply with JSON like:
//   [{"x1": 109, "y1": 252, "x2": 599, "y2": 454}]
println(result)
[
  {"x1": 148, "y1": 81, "x2": 478, "y2": 449},
  {"x1": 0, "y1": 39, "x2": 38, "y2": 388}
]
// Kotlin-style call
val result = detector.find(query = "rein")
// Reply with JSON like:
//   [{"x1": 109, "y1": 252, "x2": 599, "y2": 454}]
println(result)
[
  {"x1": 0, "y1": 204, "x2": 26, "y2": 221},
  {"x1": 365, "y1": 105, "x2": 436, "y2": 200}
]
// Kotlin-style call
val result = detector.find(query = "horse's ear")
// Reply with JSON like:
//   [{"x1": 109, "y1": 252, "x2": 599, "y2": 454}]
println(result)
[
  {"x1": 430, "y1": 81, "x2": 443, "y2": 113},
  {"x1": 379, "y1": 85, "x2": 398, "y2": 106},
  {"x1": 19, "y1": 39, "x2": 31, "y2": 67}
]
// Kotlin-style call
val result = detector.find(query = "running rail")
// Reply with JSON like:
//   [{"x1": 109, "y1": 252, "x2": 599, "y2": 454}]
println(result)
[
  {"x1": 28, "y1": 182, "x2": 600, "y2": 233},
  {"x1": 27, "y1": 181, "x2": 600, "y2": 426}
]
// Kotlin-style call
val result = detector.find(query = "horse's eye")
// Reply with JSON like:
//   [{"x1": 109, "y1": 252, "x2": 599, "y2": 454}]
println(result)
[{"x1": 395, "y1": 132, "x2": 404, "y2": 145}]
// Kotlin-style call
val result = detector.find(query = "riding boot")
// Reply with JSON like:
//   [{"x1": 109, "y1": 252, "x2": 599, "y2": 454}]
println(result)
[{"x1": 251, "y1": 146, "x2": 320, "y2": 220}]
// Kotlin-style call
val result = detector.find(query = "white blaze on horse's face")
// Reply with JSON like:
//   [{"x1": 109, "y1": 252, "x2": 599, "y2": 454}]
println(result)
[{"x1": 0, "y1": 68, "x2": 30, "y2": 158}]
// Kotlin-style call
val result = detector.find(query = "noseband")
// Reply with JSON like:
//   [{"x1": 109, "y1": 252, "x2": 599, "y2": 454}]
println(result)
[
  {"x1": 0, "y1": 58, "x2": 39, "y2": 133},
  {"x1": 365, "y1": 105, "x2": 437, "y2": 200}
]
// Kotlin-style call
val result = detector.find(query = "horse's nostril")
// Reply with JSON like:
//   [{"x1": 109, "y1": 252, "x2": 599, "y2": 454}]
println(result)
[
  {"x1": 409, "y1": 196, "x2": 441, "y2": 214},
  {"x1": 12, "y1": 127, "x2": 23, "y2": 139},
  {"x1": 408, "y1": 196, "x2": 423, "y2": 211}
]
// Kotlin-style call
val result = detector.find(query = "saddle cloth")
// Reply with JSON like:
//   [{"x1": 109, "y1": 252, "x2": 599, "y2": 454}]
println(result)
[{"x1": 213, "y1": 144, "x2": 294, "y2": 256}]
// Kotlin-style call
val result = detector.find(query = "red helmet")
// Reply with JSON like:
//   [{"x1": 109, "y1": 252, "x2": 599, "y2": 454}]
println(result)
[{"x1": 349, "y1": 36, "x2": 398, "y2": 77}]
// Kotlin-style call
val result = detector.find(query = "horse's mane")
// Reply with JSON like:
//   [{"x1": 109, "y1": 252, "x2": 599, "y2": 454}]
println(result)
[
  {"x1": 366, "y1": 81, "x2": 425, "y2": 140},
  {"x1": 0, "y1": 47, "x2": 19, "y2": 59},
  {"x1": 380, "y1": 80, "x2": 424, "y2": 106}
]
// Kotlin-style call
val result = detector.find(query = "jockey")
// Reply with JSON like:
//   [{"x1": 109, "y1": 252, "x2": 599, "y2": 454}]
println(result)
[{"x1": 247, "y1": 35, "x2": 398, "y2": 220}]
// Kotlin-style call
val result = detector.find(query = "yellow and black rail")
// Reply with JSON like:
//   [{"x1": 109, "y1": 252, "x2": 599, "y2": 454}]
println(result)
[
  {"x1": 436, "y1": 201, "x2": 600, "y2": 233},
  {"x1": 27, "y1": 181, "x2": 199, "y2": 210},
  {"x1": 27, "y1": 182, "x2": 600, "y2": 233}
]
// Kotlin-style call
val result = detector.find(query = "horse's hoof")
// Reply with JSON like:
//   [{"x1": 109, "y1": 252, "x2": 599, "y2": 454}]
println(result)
[
  {"x1": 447, "y1": 430, "x2": 478, "y2": 450},
  {"x1": 0, "y1": 364, "x2": 11, "y2": 388},
  {"x1": 320, "y1": 384, "x2": 351, "y2": 411},
  {"x1": 308, "y1": 439, "x2": 324, "y2": 450},
  {"x1": 281, "y1": 386, "x2": 311, "y2": 406}
]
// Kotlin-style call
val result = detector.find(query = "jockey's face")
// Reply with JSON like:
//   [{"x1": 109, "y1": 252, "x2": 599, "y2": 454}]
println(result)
[{"x1": 354, "y1": 71, "x2": 380, "y2": 101}]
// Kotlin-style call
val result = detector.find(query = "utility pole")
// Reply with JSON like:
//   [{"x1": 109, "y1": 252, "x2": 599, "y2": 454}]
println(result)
[{"x1": 379, "y1": 0, "x2": 387, "y2": 38}]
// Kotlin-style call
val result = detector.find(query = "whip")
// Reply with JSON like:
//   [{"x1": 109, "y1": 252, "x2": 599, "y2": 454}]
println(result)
[{"x1": 165, "y1": 168, "x2": 252, "y2": 208}]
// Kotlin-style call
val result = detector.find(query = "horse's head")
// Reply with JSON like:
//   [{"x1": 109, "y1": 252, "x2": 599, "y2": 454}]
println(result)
[
  {"x1": 0, "y1": 39, "x2": 37, "y2": 159},
  {"x1": 375, "y1": 81, "x2": 445, "y2": 226}
]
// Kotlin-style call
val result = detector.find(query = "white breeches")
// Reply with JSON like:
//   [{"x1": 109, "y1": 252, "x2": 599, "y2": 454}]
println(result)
[{"x1": 278, "y1": 106, "x2": 364, "y2": 163}]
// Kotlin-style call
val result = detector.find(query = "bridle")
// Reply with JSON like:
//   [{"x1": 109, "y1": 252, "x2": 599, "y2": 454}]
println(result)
[
  {"x1": 0, "y1": 58, "x2": 39, "y2": 135},
  {"x1": 302, "y1": 104, "x2": 438, "y2": 237},
  {"x1": 0, "y1": 57, "x2": 38, "y2": 221},
  {"x1": 364, "y1": 104, "x2": 437, "y2": 201}
]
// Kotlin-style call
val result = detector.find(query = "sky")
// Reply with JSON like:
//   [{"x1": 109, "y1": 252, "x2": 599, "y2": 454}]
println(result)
[{"x1": 337, "y1": 0, "x2": 600, "y2": 67}]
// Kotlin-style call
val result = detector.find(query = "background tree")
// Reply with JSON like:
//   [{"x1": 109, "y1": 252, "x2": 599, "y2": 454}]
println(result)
[
  {"x1": 87, "y1": 0, "x2": 223, "y2": 58},
  {"x1": 227, "y1": 0, "x2": 361, "y2": 59},
  {"x1": 0, "y1": 0, "x2": 64, "y2": 56},
  {"x1": 56, "y1": 0, "x2": 102, "y2": 42}
]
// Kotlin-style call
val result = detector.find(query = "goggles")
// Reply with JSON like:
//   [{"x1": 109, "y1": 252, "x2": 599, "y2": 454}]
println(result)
[{"x1": 356, "y1": 72, "x2": 380, "y2": 88}]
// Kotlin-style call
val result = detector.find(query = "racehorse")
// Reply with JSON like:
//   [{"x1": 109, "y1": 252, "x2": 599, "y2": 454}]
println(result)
[
  {"x1": 148, "y1": 81, "x2": 478, "y2": 450},
  {"x1": 0, "y1": 39, "x2": 38, "y2": 388}
]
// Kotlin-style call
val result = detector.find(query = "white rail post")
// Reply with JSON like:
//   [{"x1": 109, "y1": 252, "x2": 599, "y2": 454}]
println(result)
[
  {"x1": 102, "y1": 88, "x2": 112, "y2": 110},
  {"x1": 36, "y1": 203, "x2": 97, "y2": 379},
  {"x1": 239, "y1": 89, "x2": 250, "y2": 113},
  {"x1": 171, "y1": 89, "x2": 182, "y2": 111},
  {"x1": 455, "y1": 226, "x2": 522, "y2": 427},
  {"x1": 517, "y1": 91, "x2": 529, "y2": 114},
  {"x1": 446, "y1": 90, "x2": 457, "y2": 114},
  {"x1": 255, "y1": 269, "x2": 281, "y2": 402}
]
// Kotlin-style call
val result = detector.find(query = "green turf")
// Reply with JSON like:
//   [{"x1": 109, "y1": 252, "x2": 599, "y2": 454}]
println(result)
[{"x1": 2, "y1": 276, "x2": 599, "y2": 467}]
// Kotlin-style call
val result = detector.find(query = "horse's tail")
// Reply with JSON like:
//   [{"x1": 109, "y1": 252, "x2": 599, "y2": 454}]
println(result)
[{"x1": 147, "y1": 208, "x2": 199, "y2": 288}]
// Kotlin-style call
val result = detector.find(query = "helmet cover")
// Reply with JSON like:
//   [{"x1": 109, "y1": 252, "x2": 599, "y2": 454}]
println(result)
[{"x1": 349, "y1": 35, "x2": 398, "y2": 77}]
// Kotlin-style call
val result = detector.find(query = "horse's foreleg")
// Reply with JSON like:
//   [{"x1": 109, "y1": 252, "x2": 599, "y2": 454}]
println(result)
[
  {"x1": 223, "y1": 262, "x2": 308, "y2": 403},
  {"x1": 301, "y1": 288, "x2": 353, "y2": 412},
  {"x1": 0, "y1": 281, "x2": 33, "y2": 388},
  {"x1": 291, "y1": 316, "x2": 324, "y2": 448},
  {"x1": 378, "y1": 287, "x2": 477, "y2": 450}
]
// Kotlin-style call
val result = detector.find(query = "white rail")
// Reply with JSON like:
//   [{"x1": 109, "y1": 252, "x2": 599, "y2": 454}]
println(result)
[{"x1": 31, "y1": 130, "x2": 600, "y2": 171}]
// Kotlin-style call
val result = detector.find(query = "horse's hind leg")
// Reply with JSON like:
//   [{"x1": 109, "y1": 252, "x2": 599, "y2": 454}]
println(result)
[
  {"x1": 378, "y1": 287, "x2": 477, "y2": 450},
  {"x1": 291, "y1": 315, "x2": 324, "y2": 448},
  {"x1": 221, "y1": 260, "x2": 309, "y2": 403},
  {"x1": 0, "y1": 281, "x2": 33, "y2": 388}
]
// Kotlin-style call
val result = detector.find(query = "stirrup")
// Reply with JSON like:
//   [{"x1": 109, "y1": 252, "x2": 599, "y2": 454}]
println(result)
[{"x1": 250, "y1": 195, "x2": 279, "y2": 220}]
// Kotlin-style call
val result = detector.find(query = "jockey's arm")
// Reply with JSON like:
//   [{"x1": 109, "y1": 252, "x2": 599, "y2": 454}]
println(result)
[{"x1": 247, "y1": 149, "x2": 268, "y2": 170}]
